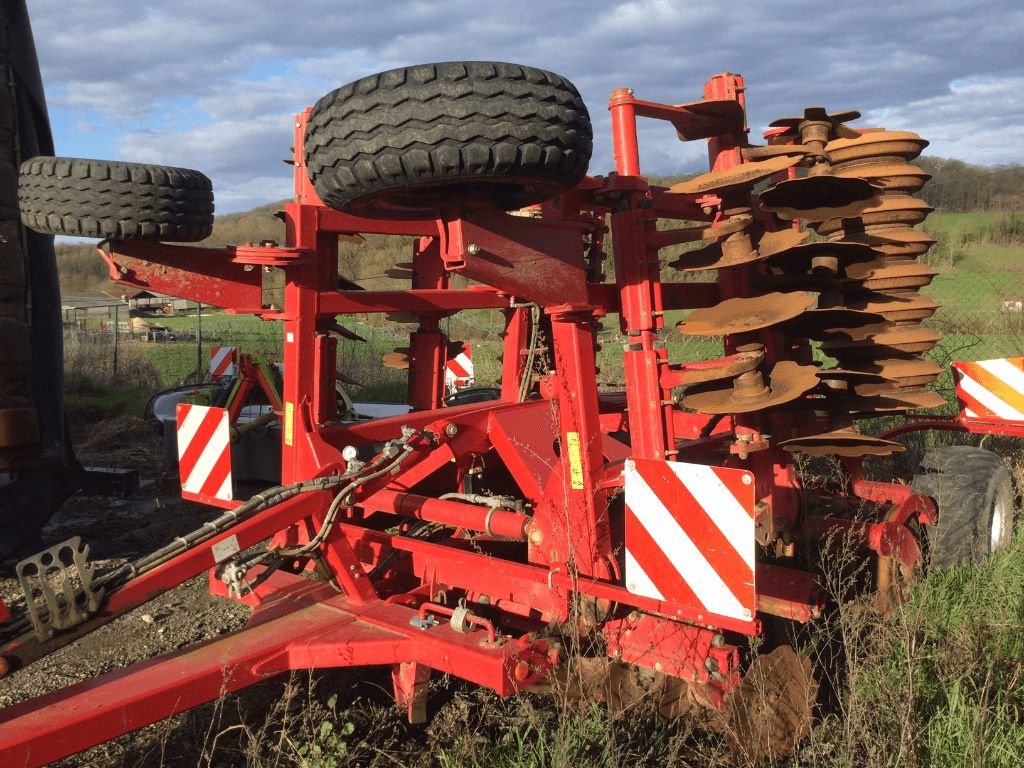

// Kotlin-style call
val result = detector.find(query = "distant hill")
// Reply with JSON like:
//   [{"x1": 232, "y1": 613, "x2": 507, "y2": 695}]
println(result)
[{"x1": 54, "y1": 158, "x2": 1024, "y2": 293}]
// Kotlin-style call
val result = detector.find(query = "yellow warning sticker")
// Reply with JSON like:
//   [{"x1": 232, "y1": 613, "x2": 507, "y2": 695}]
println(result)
[
  {"x1": 566, "y1": 431, "x2": 585, "y2": 490},
  {"x1": 284, "y1": 401, "x2": 294, "y2": 446}
]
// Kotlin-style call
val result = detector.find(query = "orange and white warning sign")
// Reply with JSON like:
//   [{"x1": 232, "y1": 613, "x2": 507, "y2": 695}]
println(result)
[
  {"x1": 953, "y1": 357, "x2": 1024, "y2": 422},
  {"x1": 176, "y1": 403, "x2": 233, "y2": 503},
  {"x1": 624, "y1": 458, "x2": 755, "y2": 622}
]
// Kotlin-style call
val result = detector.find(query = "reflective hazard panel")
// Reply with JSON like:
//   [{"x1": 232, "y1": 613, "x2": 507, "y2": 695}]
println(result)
[
  {"x1": 952, "y1": 357, "x2": 1024, "y2": 422},
  {"x1": 624, "y1": 458, "x2": 755, "y2": 622},
  {"x1": 176, "y1": 403, "x2": 233, "y2": 504}
]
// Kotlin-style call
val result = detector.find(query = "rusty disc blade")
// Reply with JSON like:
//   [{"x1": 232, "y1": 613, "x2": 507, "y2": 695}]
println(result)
[
  {"x1": 721, "y1": 646, "x2": 818, "y2": 762},
  {"x1": 825, "y1": 131, "x2": 929, "y2": 166},
  {"x1": 741, "y1": 144, "x2": 813, "y2": 161},
  {"x1": 852, "y1": 357, "x2": 944, "y2": 388},
  {"x1": 382, "y1": 350, "x2": 410, "y2": 370},
  {"x1": 835, "y1": 292, "x2": 939, "y2": 322},
  {"x1": 780, "y1": 428, "x2": 906, "y2": 457},
  {"x1": 866, "y1": 387, "x2": 946, "y2": 409},
  {"x1": 668, "y1": 239, "x2": 762, "y2": 271},
  {"x1": 674, "y1": 346, "x2": 766, "y2": 386},
  {"x1": 766, "y1": 239, "x2": 882, "y2": 275},
  {"x1": 757, "y1": 228, "x2": 809, "y2": 258},
  {"x1": 683, "y1": 361, "x2": 820, "y2": 414},
  {"x1": 814, "y1": 195, "x2": 934, "y2": 236},
  {"x1": 678, "y1": 291, "x2": 817, "y2": 336},
  {"x1": 843, "y1": 260, "x2": 937, "y2": 291},
  {"x1": 760, "y1": 175, "x2": 881, "y2": 221},
  {"x1": 833, "y1": 161, "x2": 931, "y2": 194},
  {"x1": 783, "y1": 309, "x2": 889, "y2": 341},
  {"x1": 823, "y1": 326, "x2": 941, "y2": 356},
  {"x1": 832, "y1": 229, "x2": 936, "y2": 260},
  {"x1": 816, "y1": 367, "x2": 893, "y2": 390},
  {"x1": 669, "y1": 155, "x2": 800, "y2": 196}
]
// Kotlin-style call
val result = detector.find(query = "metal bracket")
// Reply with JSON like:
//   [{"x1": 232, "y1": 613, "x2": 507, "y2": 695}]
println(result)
[{"x1": 16, "y1": 537, "x2": 105, "y2": 641}]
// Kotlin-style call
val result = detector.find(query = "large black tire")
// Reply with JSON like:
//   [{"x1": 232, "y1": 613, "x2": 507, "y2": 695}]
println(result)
[
  {"x1": 911, "y1": 446, "x2": 1015, "y2": 568},
  {"x1": 18, "y1": 157, "x2": 214, "y2": 241},
  {"x1": 304, "y1": 61, "x2": 592, "y2": 218}
]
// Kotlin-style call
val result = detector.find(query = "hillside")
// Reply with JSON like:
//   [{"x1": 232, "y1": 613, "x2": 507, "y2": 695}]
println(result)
[{"x1": 53, "y1": 157, "x2": 1024, "y2": 294}]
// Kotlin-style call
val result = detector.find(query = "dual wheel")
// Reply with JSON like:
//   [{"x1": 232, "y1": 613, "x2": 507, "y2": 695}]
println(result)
[{"x1": 18, "y1": 61, "x2": 592, "y2": 241}]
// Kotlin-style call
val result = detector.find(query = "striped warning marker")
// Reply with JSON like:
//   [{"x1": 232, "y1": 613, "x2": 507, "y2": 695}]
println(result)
[
  {"x1": 445, "y1": 343, "x2": 474, "y2": 390},
  {"x1": 624, "y1": 458, "x2": 755, "y2": 622},
  {"x1": 953, "y1": 357, "x2": 1024, "y2": 421},
  {"x1": 176, "y1": 404, "x2": 233, "y2": 502},
  {"x1": 209, "y1": 346, "x2": 237, "y2": 380}
]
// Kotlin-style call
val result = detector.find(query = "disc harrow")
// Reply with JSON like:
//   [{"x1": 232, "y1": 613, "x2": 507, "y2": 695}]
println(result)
[
  {"x1": 669, "y1": 101, "x2": 942, "y2": 449},
  {"x1": 5, "y1": 66, "x2": 1010, "y2": 767}
]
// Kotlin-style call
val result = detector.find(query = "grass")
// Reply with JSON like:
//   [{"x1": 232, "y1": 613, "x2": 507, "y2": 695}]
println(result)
[{"x1": 130, "y1": 515, "x2": 1020, "y2": 768}]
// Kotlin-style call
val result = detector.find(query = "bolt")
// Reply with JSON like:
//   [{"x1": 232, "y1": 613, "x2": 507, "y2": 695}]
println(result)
[
  {"x1": 742, "y1": 473, "x2": 753, "y2": 485},
  {"x1": 704, "y1": 657, "x2": 720, "y2": 673},
  {"x1": 467, "y1": 243, "x2": 481, "y2": 256},
  {"x1": 711, "y1": 633, "x2": 726, "y2": 648},
  {"x1": 445, "y1": 423, "x2": 458, "y2": 437}
]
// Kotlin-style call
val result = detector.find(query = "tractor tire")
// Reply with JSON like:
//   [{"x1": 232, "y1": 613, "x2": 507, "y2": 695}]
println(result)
[
  {"x1": 911, "y1": 446, "x2": 1015, "y2": 568},
  {"x1": 18, "y1": 157, "x2": 214, "y2": 241},
  {"x1": 304, "y1": 61, "x2": 592, "y2": 218}
]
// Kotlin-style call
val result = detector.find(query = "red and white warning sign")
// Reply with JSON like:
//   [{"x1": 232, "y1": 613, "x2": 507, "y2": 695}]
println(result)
[
  {"x1": 175, "y1": 404, "x2": 233, "y2": 503},
  {"x1": 953, "y1": 357, "x2": 1024, "y2": 422},
  {"x1": 445, "y1": 343, "x2": 474, "y2": 390},
  {"x1": 624, "y1": 458, "x2": 755, "y2": 622},
  {"x1": 209, "y1": 346, "x2": 237, "y2": 380}
]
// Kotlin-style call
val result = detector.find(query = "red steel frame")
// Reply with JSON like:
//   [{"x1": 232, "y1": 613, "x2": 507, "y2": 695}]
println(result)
[{"x1": 0, "y1": 73, "x2": 991, "y2": 765}]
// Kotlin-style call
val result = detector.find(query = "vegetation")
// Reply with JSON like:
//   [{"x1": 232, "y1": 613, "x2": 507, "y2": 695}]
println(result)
[{"x1": 52, "y1": 158, "x2": 1024, "y2": 766}]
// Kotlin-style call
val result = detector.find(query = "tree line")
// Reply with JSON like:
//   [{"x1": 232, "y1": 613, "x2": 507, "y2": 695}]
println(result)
[{"x1": 52, "y1": 157, "x2": 1023, "y2": 293}]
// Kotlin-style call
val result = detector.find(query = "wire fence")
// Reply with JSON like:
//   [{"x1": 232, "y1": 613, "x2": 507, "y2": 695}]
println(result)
[{"x1": 59, "y1": 255, "x2": 1024, "y2": 411}]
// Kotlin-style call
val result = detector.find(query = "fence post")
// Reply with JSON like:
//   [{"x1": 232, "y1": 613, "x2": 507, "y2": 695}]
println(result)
[
  {"x1": 196, "y1": 302, "x2": 203, "y2": 383},
  {"x1": 112, "y1": 303, "x2": 119, "y2": 379}
]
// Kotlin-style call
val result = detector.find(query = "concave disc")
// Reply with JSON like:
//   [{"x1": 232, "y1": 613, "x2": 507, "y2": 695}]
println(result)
[
  {"x1": 669, "y1": 155, "x2": 800, "y2": 196},
  {"x1": 668, "y1": 239, "x2": 762, "y2": 271},
  {"x1": 760, "y1": 175, "x2": 881, "y2": 222},
  {"x1": 825, "y1": 131, "x2": 929, "y2": 166},
  {"x1": 832, "y1": 229, "x2": 936, "y2": 260},
  {"x1": 814, "y1": 195, "x2": 934, "y2": 237},
  {"x1": 835, "y1": 292, "x2": 939, "y2": 322},
  {"x1": 780, "y1": 428, "x2": 906, "y2": 457},
  {"x1": 766, "y1": 239, "x2": 882, "y2": 275},
  {"x1": 677, "y1": 291, "x2": 817, "y2": 336},
  {"x1": 382, "y1": 351, "x2": 410, "y2": 370},
  {"x1": 783, "y1": 309, "x2": 889, "y2": 341},
  {"x1": 850, "y1": 357, "x2": 943, "y2": 388},
  {"x1": 842, "y1": 261, "x2": 937, "y2": 291},
  {"x1": 822, "y1": 326, "x2": 941, "y2": 356},
  {"x1": 833, "y1": 161, "x2": 931, "y2": 194},
  {"x1": 682, "y1": 361, "x2": 820, "y2": 414}
]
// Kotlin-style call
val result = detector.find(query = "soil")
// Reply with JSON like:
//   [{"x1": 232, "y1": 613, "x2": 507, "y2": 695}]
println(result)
[{"x1": 0, "y1": 418, "x2": 258, "y2": 766}]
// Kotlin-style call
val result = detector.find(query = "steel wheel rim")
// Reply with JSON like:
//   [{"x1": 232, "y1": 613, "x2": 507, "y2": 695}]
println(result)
[{"x1": 991, "y1": 484, "x2": 1012, "y2": 553}]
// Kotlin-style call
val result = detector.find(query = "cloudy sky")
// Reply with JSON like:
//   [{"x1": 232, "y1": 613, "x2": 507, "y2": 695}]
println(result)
[{"x1": 28, "y1": 0, "x2": 1024, "y2": 213}]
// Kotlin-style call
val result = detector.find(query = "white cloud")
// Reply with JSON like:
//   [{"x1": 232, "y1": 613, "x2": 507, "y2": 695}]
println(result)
[{"x1": 28, "y1": 0, "x2": 1024, "y2": 211}]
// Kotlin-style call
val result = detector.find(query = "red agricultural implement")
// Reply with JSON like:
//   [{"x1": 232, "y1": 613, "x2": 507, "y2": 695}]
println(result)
[{"x1": 1, "y1": 62, "x2": 1020, "y2": 765}]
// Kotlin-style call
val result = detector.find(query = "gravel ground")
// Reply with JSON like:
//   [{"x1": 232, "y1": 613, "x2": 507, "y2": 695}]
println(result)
[{"x1": 0, "y1": 420, "x2": 255, "y2": 765}]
